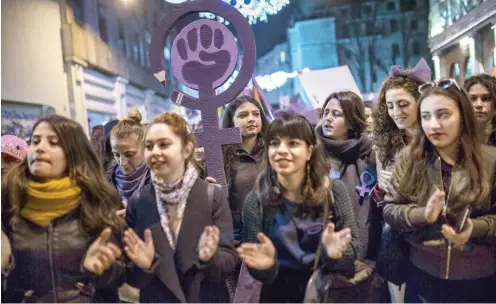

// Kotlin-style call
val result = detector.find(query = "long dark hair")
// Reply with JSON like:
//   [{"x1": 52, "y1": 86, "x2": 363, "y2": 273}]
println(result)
[
  {"x1": 2, "y1": 115, "x2": 125, "y2": 237},
  {"x1": 256, "y1": 113, "x2": 330, "y2": 208},
  {"x1": 397, "y1": 84, "x2": 490, "y2": 209},
  {"x1": 322, "y1": 91, "x2": 366, "y2": 139},
  {"x1": 373, "y1": 76, "x2": 421, "y2": 166},
  {"x1": 221, "y1": 95, "x2": 269, "y2": 183}
]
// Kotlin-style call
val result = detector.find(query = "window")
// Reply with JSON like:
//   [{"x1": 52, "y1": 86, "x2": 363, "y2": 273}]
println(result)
[
  {"x1": 366, "y1": 22, "x2": 374, "y2": 35},
  {"x1": 280, "y1": 51, "x2": 286, "y2": 63},
  {"x1": 363, "y1": 4, "x2": 372, "y2": 15},
  {"x1": 390, "y1": 19, "x2": 398, "y2": 33},
  {"x1": 346, "y1": 50, "x2": 352, "y2": 59},
  {"x1": 133, "y1": 32, "x2": 141, "y2": 63},
  {"x1": 145, "y1": 31, "x2": 152, "y2": 68},
  {"x1": 342, "y1": 24, "x2": 350, "y2": 37},
  {"x1": 411, "y1": 20, "x2": 418, "y2": 30},
  {"x1": 412, "y1": 41, "x2": 420, "y2": 56},
  {"x1": 368, "y1": 45, "x2": 375, "y2": 60},
  {"x1": 68, "y1": 0, "x2": 84, "y2": 23},
  {"x1": 341, "y1": 8, "x2": 350, "y2": 18},
  {"x1": 465, "y1": 57, "x2": 473, "y2": 79},
  {"x1": 404, "y1": 0, "x2": 416, "y2": 10},
  {"x1": 449, "y1": 63, "x2": 461, "y2": 83},
  {"x1": 387, "y1": 2, "x2": 396, "y2": 11},
  {"x1": 392, "y1": 43, "x2": 400, "y2": 62},
  {"x1": 372, "y1": 70, "x2": 377, "y2": 83},
  {"x1": 117, "y1": 18, "x2": 126, "y2": 54},
  {"x1": 97, "y1": 1, "x2": 108, "y2": 43}
]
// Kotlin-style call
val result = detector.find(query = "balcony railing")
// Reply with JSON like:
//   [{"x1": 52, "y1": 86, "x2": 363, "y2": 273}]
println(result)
[{"x1": 61, "y1": 21, "x2": 169, "y2": 96}]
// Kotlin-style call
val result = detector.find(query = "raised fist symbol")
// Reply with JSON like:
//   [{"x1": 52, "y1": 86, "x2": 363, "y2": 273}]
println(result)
[{"x1": 171, "y1": 19, "x2": 238, "y2": 90}]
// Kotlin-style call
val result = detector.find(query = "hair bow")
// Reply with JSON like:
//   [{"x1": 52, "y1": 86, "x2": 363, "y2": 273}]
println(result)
[{"x1": 389, "y1": 58, "x2": 432, "y2": 84}]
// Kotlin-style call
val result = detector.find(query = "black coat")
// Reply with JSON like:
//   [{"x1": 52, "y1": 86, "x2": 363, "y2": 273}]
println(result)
[
  {"x1": 126, "y1": 179, "x2": 238, "y2": 303},
  {"x1": 2, "y1": 209, "x2": 125, "y2": 303}
]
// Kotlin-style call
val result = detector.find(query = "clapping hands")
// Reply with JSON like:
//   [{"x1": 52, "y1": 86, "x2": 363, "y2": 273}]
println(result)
[
  {"x1": 237, "y1": 233, "x2": 276, "y2": 270},
  {"x1": 83, "y1": 228, "x2": 122, "y2": 275},
  {"x1": 321, "y1": 223, "x2": 352, "y2": 259},
  {"x1": 198, "y1": 226, "x2": 220, "y2": 262},
  {"x1": 123, "y1": 228, "x2": 155, "y2": 270}
]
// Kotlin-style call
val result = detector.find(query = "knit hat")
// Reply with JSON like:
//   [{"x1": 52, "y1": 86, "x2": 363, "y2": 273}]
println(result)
[{"x1": 1, "y1": 135, "x2": 28, "y2": 161}]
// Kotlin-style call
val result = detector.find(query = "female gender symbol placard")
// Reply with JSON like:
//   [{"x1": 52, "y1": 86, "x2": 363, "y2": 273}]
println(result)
[{"x1": 150, "y1": 0, "x2": 256, "y2": 192}]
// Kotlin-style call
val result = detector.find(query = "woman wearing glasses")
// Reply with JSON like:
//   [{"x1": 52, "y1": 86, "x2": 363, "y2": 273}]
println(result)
[{"x1": 383, "y1": 79, "x2": 496, "y2": 302}]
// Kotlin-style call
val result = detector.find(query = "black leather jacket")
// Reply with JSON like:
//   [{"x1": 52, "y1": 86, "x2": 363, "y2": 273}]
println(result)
[{"x1": 2, "y1": 208, "x2": 125, "y2": 303}]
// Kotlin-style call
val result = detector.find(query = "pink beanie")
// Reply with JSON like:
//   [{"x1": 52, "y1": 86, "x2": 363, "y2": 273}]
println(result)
[{"x1": 1, "y1": 135, "x2": 28, "y2": 161}]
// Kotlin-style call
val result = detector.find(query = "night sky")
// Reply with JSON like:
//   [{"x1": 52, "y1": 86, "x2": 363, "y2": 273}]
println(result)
[{"x1": 251, "y1": 2, "x2": 295, "y2": 58}]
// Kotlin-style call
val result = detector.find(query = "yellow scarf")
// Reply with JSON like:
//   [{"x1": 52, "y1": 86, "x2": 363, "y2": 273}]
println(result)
[{"x1": 21, "y1": 177, "x2": 82, "y2": 227}]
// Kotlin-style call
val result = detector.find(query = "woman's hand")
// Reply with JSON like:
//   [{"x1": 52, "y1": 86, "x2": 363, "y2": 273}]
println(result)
[
  {"x1": 1, "y1": 230, "x2": 11, "y2": 270},
  {"x1": 424, "y1": 189, "x2": 445, "y2": 224},
  {"x1": 116, "y1": 201, "x2": 127, "y2": 217},
  {"x1": 124, "y1": 228, "x2": 155, "y2": 270},
  {"x1": 198, "y1": 226, "x2": 220, "y2": 262},
  {"x1": 205, "y1": 176, "x2": 217, "y2": 184},
  {"x1": 83, "y1": 228, "x2": 122, "y2": 275},
  {"x1": 321, "y1": 223, "x2": 351, "y2": 259},
  {"x1": 442, "y1": 219, "x2": 473, "y2": 247},
  {"x1": 237, "y1": 233, "x2": 276, "y2": 270}
]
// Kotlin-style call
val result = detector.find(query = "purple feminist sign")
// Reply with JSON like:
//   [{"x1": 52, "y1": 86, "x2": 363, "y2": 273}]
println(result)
[{"x1": 150, "y1": 0, "x2": 256, "y2": 192}]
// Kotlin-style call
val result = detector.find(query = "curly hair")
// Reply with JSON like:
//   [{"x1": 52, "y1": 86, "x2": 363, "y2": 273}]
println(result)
[{"x1": 373, "y1": 76, "x2": 421, "y2": 166}]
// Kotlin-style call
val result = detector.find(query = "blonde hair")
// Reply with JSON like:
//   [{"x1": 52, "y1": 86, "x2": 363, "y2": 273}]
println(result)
[{"x1": 111, "y1": 109, "x2": 145, "y2": 141}]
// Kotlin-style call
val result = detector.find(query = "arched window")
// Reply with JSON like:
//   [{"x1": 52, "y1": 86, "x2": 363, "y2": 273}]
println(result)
[
  {"x1": 464, "y1": 56, "x2": 472, "y2": 79},
  {"x1": 449, "y1": 63, "x2": 461, "y2": 83}
]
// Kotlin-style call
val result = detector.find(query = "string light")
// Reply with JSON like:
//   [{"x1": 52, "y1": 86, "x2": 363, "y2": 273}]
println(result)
[
  {"x1": 255, "y1": 68, "x2": 310, "y2": 92},
  {"x1": 167, "y1": 0, "x2": 290, "y2": 24}
]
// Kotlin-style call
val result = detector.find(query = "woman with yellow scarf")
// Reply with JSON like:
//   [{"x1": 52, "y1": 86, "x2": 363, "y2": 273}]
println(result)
[{"x1": 1, "y1": 115, "x2": 126, "y2": 303}]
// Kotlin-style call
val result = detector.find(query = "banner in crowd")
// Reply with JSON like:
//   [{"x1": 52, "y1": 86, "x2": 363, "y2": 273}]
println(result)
[{"x1": 297, "y1": 66, "x2": 361, "y2": 108}]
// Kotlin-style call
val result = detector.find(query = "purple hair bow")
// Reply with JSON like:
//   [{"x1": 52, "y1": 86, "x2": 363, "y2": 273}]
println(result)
[{"x1": 389, "y1": 58, "x2": 432, "y2": 84}]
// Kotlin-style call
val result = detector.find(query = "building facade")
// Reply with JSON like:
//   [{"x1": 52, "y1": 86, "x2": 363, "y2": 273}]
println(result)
[
  {"x1": 428, "y1": 0, "x2": 496, "y2": 84},
  {"x1": 254, "y1": 42, "x2": 293, "y2": 107},
  {"x1": 291, "y1": 0, "x2": 431, "y2": 95},
  {"x1": 2, "y1": 0, "x2": 182, "y2": 137}
]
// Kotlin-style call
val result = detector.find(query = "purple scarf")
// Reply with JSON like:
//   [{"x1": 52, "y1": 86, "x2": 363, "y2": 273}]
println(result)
[{"x1": 114, "y1": 161, "x2": 148, "y2": 201}]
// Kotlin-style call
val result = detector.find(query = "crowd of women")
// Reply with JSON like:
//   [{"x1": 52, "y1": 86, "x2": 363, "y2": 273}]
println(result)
[{"x1": 1, "y1": 58, "x2": 495, "y2": 303}]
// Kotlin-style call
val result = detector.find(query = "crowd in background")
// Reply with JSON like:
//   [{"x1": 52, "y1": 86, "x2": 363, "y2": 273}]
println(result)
[{"x1": 1, "y1": 58, "x2": 495, "y2": 303}]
